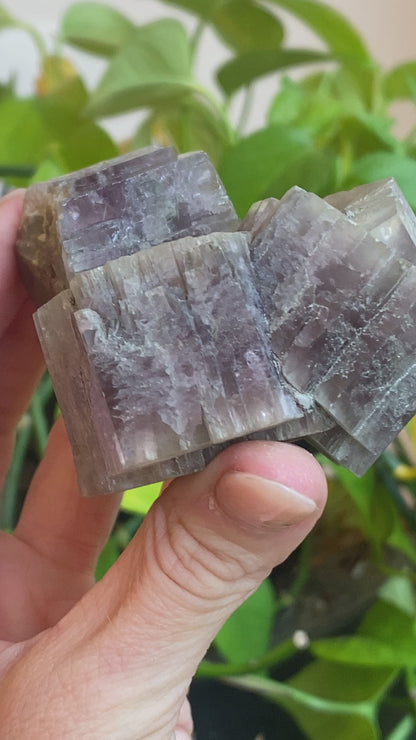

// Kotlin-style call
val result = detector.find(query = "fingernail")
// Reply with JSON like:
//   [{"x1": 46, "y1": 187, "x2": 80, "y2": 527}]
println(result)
[{"x1": 215, "y1": 471, "x2": 318, "y2": 530}]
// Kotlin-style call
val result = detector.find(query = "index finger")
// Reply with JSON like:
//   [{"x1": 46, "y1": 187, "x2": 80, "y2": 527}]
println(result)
[{"x1": 0, "y1": 189, "x2": 26, "y2": 336}]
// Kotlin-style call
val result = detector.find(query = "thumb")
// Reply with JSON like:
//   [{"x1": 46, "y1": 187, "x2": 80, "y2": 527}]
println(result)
[{"x1": 5, "y1": 442, "x2": 327, "y2": 739}]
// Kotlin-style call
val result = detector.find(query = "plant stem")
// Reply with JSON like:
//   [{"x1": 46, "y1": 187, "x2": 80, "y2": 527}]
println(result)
[
  {"x1": 386, "y1": 715, "x2": 415, "y2": 740},
  {"x1": 225, "y1": 673, "x2": 375, "y2": 720},
  {"x1": 16, "y1": 21, "x2": 48, "y2": 60},
  {"x1": 377, "y1": 454, "x2": 416, "y2": 531},
  {"x1": 237, "y1": 85, "x2": 254, "y2": 136},
  {"x1": 192, "y1": 83, "x2": 237, "y2": 146},
  {"x1": 30, "y1": 390, "x2": 49, "y2": 458},
  {"x1": 38, "y1": 373, "x2": 54, "y2": 404},
  {"x1": 0, "y1": 166, "x2": 36, "y2": 179},
  {"x1": 197, "y1": 637, "x2": 298, "y2": 679},
  {"x1": 0, "y1": 418, "x2": 32, "y2": 531},
  {"x1": 289, "y1": 534, "x2": 313, "y2": 601},
  {"x1": 405, "y1": 667, "x2": 416, "y2": 725},
  {"x1": 191, "y1": 19, "x2": 206, "y2": 60}
]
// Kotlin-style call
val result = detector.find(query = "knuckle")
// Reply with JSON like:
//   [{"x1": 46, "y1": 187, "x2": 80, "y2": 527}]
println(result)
[{"x1": 149, "y1": 506, "x2": 267, "y2": 610}]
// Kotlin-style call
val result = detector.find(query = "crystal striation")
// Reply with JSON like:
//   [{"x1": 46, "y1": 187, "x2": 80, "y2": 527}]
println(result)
[
  {"x1": 17, "y1": 145, "x2": 416, "y2": 493},
  {"x1": 17, "y1": 146, "x2": 239, "y2": 307},
  {"x1": 36, "y1": 232, "x2": 302, "y2": 494}
]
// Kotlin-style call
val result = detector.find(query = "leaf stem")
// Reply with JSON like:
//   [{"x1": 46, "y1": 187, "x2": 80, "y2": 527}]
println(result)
[
  {"x1": 386, "y1": 715, "x2": 415, "y2": 740},
  {"x1": 0, "y1": 418, "x2": 32, "y2": 530},
  {"x1": 224, "y1": 673, "x2": 375, "y2": 720},
  {"x1": 405, "y1": 667, "x2": 416, "y2": 725},
  {"x1": 192, "y1": 83, "x2": 237, "y2": 146},
  {"x1": 237, "y1": 85, "x2": 254, "y2": 136},
  {"x1": 289, "y1": 533, "x2": 313, "y2": 601},
  {"x1": 197, "y1": 637, "x2": 298, "y2": 679},
  {"x1": 30, "y1": 390, "x2": 49, "y2": 459},
  {"x1": 16, "y1": 21, "x2": 48, "y2": 60},
  {"x1": 0, "y1": 165, "x2": 36, "y2": 179},
  {"x1": 190, "y1": 19, "x2": 206, "y2": 60}
]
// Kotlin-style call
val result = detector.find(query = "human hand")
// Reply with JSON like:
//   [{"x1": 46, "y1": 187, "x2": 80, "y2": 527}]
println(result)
[{"x1": 0, "y1": 189, "x2": 327, "y2": 739}]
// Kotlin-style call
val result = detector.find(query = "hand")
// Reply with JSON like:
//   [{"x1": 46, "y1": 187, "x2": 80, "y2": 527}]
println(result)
[{"x1": 0, "y1": 189, "x2": 327, "y2": 739}]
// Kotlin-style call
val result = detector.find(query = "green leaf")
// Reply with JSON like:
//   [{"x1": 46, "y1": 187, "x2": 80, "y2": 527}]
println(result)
[
  {"x1": 58, "y1": 120, "x2": 118, "y2": 171},
  {"x1": 121, "y1": 483, "x2": 162, "y2": 516},
  {"x1": 386, "y1": 715, "x2": 415, "y2": 740},
  {"x1": 161, "y1": 0, "x2": 222, "y2": 18},
  {"x1": 0, "y1": 94, "x2": 117, "y2": 184},
  {"x1": 0, "y1": 4, "x2": 15, "y2": 29},
  {"x1": 218, "y1": 48, "x2": 330, "y2": 96},
  {"x1": 327, "y1": 464, "x2": 393, "y2": 545},
  {"x1": 333, "y1": 111, "x2": 398, "y2": 158},
  {"x1": 212, "y1": 1, "x2": 284, "y2": 54},
  {"x1": 378, "y1": 576, "x2": 416, "y2": 618},
  {"x1": 285, "y1": 661, "x2": 396, "y2": 740},
  {"x1": 86, "y1": 21, "x2": 193, "y2": 118},
  {"x1": 312, "y1": 634, "x2": 416, "y2": 669},
  {"x1": 0, "y1": 98, "x2": 49, "y2": 169},
  {"x1": 131, "y1": 115, "x2": 154, "y2": 149},
  {"x1": 352, "y1": 152, "x2": 416, "y2": 209},
  {"x1": 268, "y1": 77, "x2": 307, "y2": 126},
  {"x1": 95, "y1": 535, "x2": 119, "y2": 580},
  {"x1": 30, "y1": 159, "x2": 65, "y2": 183},
  {"x1": 360, "y1": 600, "x2": 416, "y2": 650},
  {"x1": 269, "y1": 0, "x2": 376, "y2": 104},
  {"x1": 313, "y1": 600, "x2": 416, "y2": 668},
  {"x1": 61, "y1": 2, "x2": 135, "y2": 56},
  {"x1": 384, "y1": 62, "x2": 416, "y2": 101},
  {"x1": 264, "y1": 148, "x2": 339, "y2": 200},
  {"x1": 229, "y1": 663, "x2": 395, "y2": 740},
  {"x1": 141, "y1": 96, "x2": 231, "y2": 165},
  {"x1": 269, "y1": 0, "x2": 370, "y2": 63},
  {"x1": 387, "y1": 522, "x2": 416, "y2": 567},
  {"x1": 214, "y1": 580, "x2": 275, "y2": 663},
  {"x1": 41, "y1": 75, "x2": 89, "y2": 117},
  {"x1": 291, "y1": 658, "x2": 396, "y2": 703},
  {"x1": 328, "y1": 463, "x2": 416, "y2": 563},
  {"x1": 219, "y1": 123, "x2": 311, "y2": 215}
]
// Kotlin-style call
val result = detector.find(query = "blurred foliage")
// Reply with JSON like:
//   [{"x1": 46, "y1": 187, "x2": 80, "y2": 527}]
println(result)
[{"x1": 2, "y1": 1, "x2": 416, "y2": 737}]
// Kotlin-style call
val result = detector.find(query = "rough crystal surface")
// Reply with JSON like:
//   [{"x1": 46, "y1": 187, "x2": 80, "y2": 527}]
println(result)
[
  {"x1": 20, "y1": 148, "x2": 416, "y2": 493},
  {"x1": 17, "y1": 147, "x2": 239, "y2": 306},
  {"x1": 326, "y1": 178, "x2": 416, "y2": 263},
  {"x1": 36, "y1": 232, "x2": 301, "y2": 494}
]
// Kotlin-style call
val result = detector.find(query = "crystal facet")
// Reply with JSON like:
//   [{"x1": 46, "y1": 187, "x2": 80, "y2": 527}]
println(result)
[
  {"x1": 17, "y1": 147, "x2": 239, "y2": 306},
  {"x1": 17, "y1": 146, "x2": 416, "y2": 493},
  {"x1": 36, "y1": 232, "x2": 301, "y2": 494}
]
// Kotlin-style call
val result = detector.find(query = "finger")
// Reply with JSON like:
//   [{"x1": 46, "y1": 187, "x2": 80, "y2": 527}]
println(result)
[
  {"x1": 0, "y1": 190, "x2": 26, "y2": 335},
  {"x1": 9, "y1": 442, "x2": 326, "y2": 739},
  {"x1": 0, "y1": 189, "x2": 45, "y2": 485},
  {"x1": 0, "y1": 299, "x2": 44, "y2": 487},
  {"x1": 15, "y1": 417, "x2": 122, "y2": 577}
]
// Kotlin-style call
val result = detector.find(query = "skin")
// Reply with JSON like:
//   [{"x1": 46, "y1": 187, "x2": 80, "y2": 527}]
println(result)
[{"x1": 0, "y1": 190, "x2": 327, "y2": 739}]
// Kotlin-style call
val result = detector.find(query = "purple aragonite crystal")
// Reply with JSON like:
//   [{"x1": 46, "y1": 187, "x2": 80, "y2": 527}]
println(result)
[
  {"x1": 245, "y1": 187, "x2": 406, "y2": 393},
  {"x1": 315, "y1": 268, "x2": 416, "y2": 457},
  {"x1": 35, "y1": 232, "x2": 301, "y2": 495},
  {"x1": 308, "y1": 428, "x2": 378, "y2": 477},
  {"x1": 19, "y1": 147, "x2": 416, "y2": 492},
  {"x1": 326, "y1": 178, "x2": 416, "y2": 264},
  {"x1": 241, "y1": 184, "x2": 416, "y2": 473},
  {"x1": 17, "y1": 147, "x2": 239, "y2": 306}
]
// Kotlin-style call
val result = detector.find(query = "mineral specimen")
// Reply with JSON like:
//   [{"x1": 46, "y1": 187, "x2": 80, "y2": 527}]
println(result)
[
  {"x1": 16, "y1": 146, "x2": 416, "y2": 494},
  {"x1": 17, "y1": 146, "x2": 239, "y2": 306},
  {"x1": 326, "y1": 178, "x2": 416, "y2": 263},
  {"x1": 35, "y1": 232, "x2": 303, "y2": 495}
]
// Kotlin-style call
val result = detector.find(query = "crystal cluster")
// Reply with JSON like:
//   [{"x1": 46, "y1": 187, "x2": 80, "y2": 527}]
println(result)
[{"x1": 16, "y1": 146, "x2": 416, "y2": 494}]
